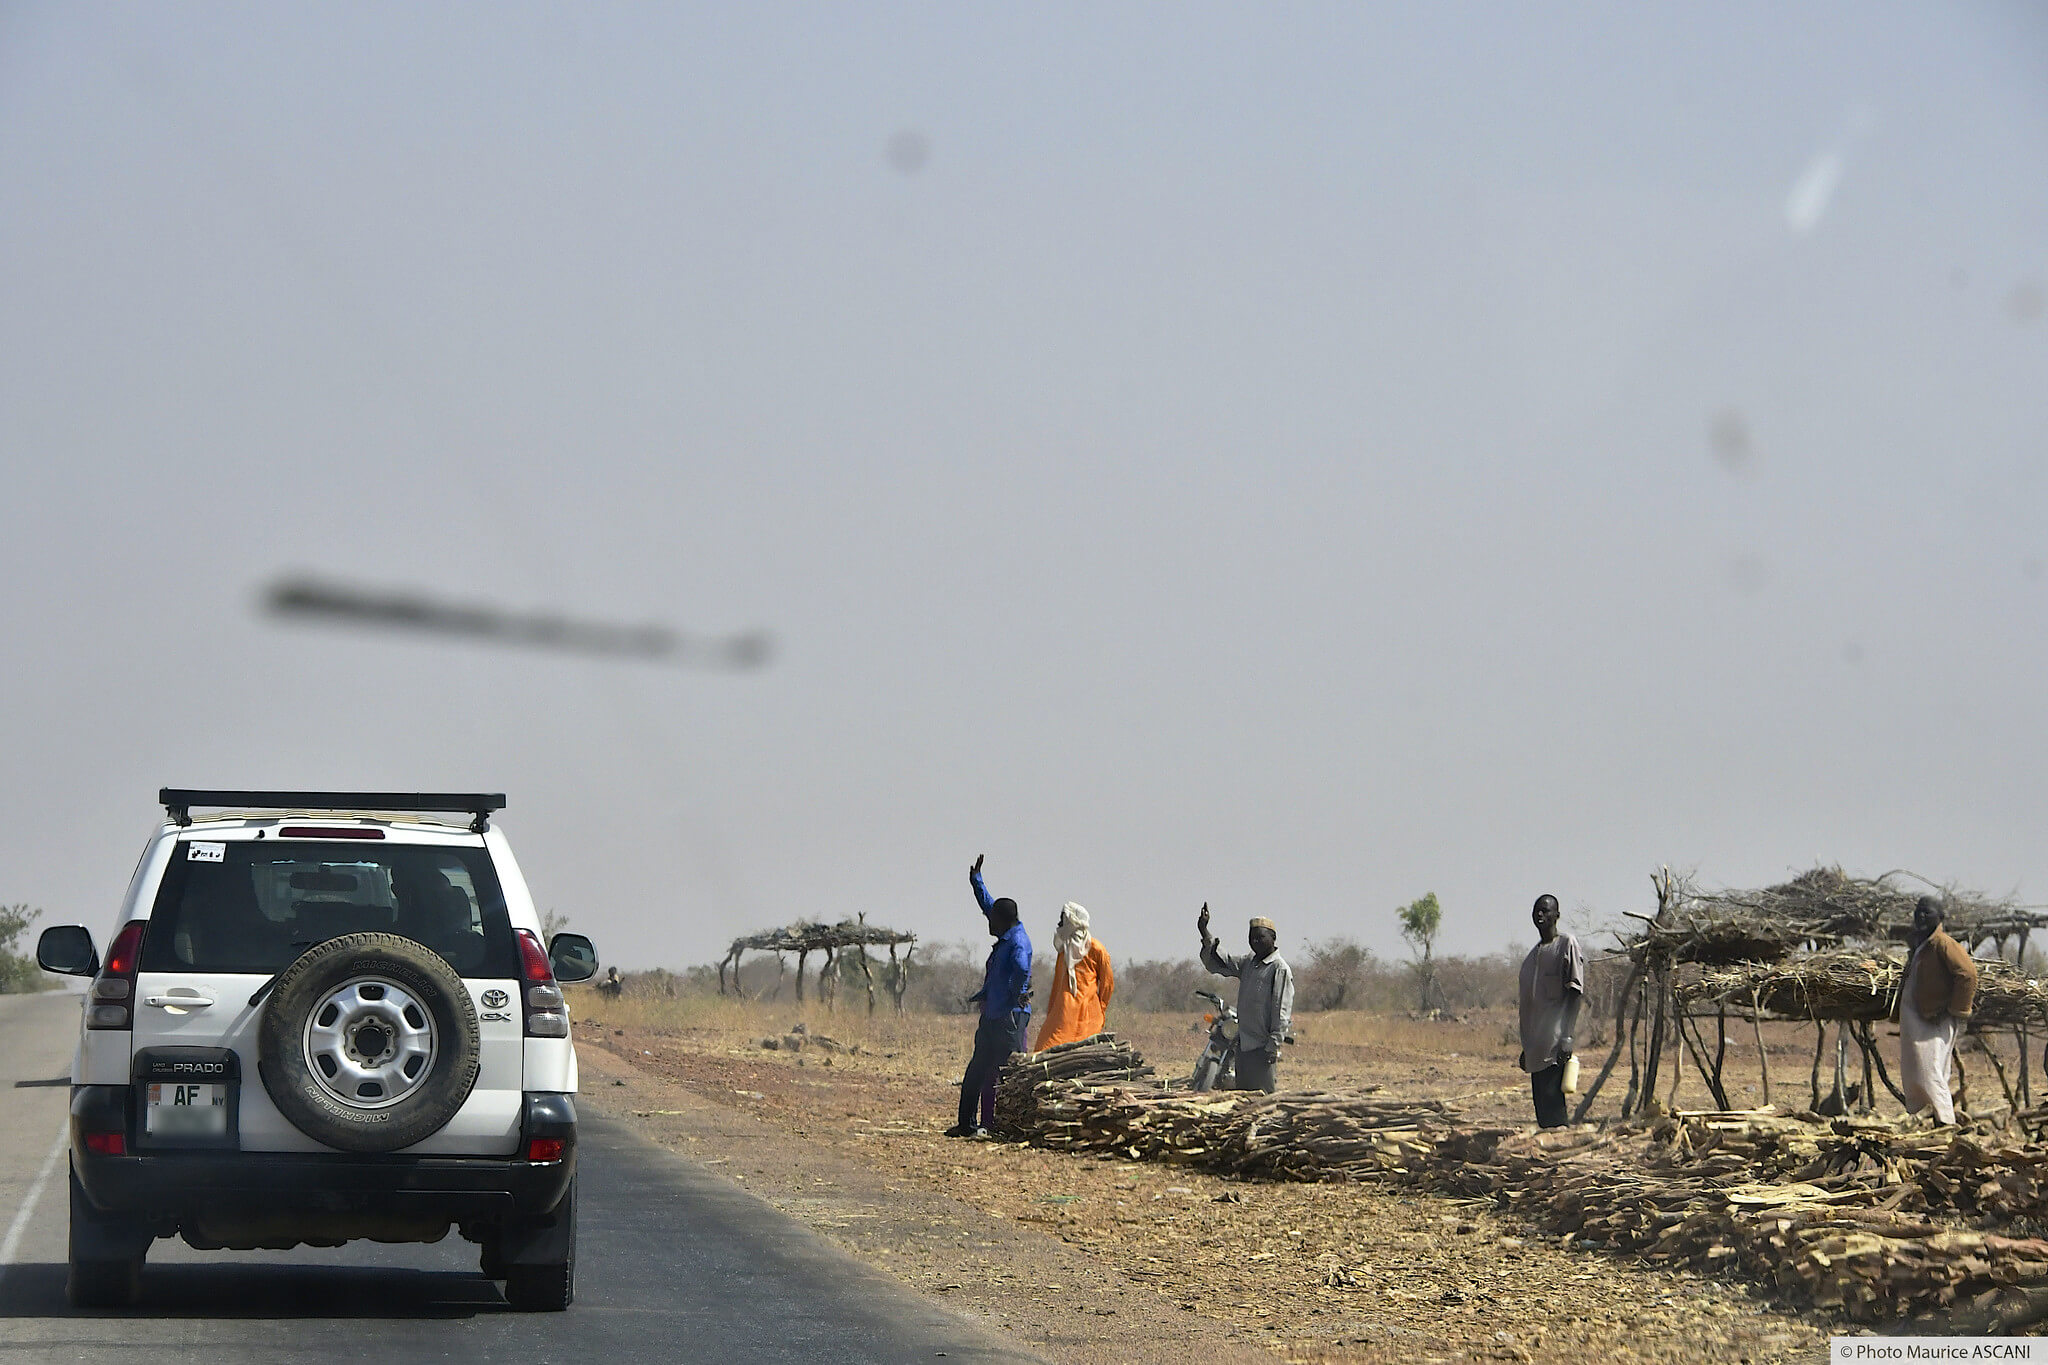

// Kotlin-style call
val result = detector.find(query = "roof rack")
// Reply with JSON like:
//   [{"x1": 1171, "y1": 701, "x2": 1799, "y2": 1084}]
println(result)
[{"x1": 159, "y1": 789, "x2": 506, "y2": 834}]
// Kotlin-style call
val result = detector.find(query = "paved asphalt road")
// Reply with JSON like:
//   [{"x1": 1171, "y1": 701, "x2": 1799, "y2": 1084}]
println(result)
[{"x1": 0, "y1": 990, "x2": 1042, "y2": 1364}]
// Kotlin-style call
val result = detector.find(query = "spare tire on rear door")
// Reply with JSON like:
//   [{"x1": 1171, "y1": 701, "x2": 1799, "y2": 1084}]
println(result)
[{"x1": 258, "y1": 932, "x2": 481, "y2": 1154}]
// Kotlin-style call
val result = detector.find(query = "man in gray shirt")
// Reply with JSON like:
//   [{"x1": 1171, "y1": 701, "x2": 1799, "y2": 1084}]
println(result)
[
  {"x1": 1517, "y1": 893, "x2": 1584, "y2": 1128},
  {"x1": 1197, "y1": 903, "x2": 1294, "y2": 1093}
]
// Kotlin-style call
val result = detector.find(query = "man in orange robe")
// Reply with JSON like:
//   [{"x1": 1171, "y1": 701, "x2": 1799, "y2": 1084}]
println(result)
[{"x1": 1033, "y1": 902, "x2": 1115, "y2": 1051}]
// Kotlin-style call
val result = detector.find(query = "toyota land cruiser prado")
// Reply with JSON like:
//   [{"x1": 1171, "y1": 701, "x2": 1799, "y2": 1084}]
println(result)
[{"x1": 35, "y1": 790, "x2": 598, "y2": 1311}]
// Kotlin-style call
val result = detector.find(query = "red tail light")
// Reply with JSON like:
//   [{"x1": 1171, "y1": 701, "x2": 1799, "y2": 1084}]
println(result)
[
  {"x1": 526, "y1": 1137, "x2": 564, "y2": 1163},
  {"x1": 88, "y1": 920, "x2": 147, "y2": 1031},
  {"x1": 103, "y1": 920, "x2": 145, "y2": 977},
  {"x1": 84, "y1": 1132, "x2": 125, "y2": 1156},
  {"x1": 516, "y1": 929, "x2": 554, "y2": 983},
  {"x1": 516, "y1": 929, "x2": 569, "y2": 1038}
]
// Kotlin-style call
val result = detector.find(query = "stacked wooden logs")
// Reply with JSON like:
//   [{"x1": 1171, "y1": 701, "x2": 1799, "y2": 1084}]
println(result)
[
  {"x1": 993, "y1": 1034, "x2": 1157, "y2": 1139},
  {"x1": 1458, "y1": 1110, "x2": 2048, "y2": 1322},
  {"x1": 1000, "y1": 1069, "x2": 2048, "y2": 1325},
  {"x1": 1229, "y1": 1093, "x2": 1460, "y2": 1181},
  {"x1": 1683, "y1": 950, "x2": 2048, "y2": 1027}
]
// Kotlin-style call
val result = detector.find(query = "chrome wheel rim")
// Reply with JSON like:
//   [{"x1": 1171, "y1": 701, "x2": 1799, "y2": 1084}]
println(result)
[{"x1": 302, "y1": 976, "x2": 437, "y2": 1109}]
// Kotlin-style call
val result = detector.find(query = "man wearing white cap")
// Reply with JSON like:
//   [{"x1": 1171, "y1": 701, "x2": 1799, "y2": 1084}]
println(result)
[{"x1": 1196, "y1": 903, "x2": 1293, "y2": 1092}]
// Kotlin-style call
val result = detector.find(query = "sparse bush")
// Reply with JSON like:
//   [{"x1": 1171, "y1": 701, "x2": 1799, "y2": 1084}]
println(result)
[
  {"x1": 0, "y1": 904, "x2": 49, "y2": 994},
  {"x1": 1297, "y1": 937, "x2": 1377, "y2": 1012},
  {"x1": 1430, "y1": 950, "x2": 1520, "y2": 1012},
  {"x1": 1112, "y1": 958, "x2": 1210, "y2": 1013}
]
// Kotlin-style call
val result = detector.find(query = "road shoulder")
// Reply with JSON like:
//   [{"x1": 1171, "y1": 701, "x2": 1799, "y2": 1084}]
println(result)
[{"x1": 576, "y1": 1039, "x2": 1277, "y2": 1365}]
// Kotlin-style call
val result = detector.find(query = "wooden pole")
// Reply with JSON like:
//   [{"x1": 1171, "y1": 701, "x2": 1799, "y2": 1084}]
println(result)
[
  {"x1": 794, "y1": 950, "x2": 807, "y2": 1003},
  {"x1": 1572, "y1": 960, "x2": 1644, "y2": 1122},
  {"x1": 1642, "y1": 969, "x2": 1669, "y2": 1109},
  {"x1": 2022, "y1": 1023, "x2": 2033, "y2": 1110},
  {"x1": 1855, "y1": 1020, "x2": 1908, "y2": 1107},
  {"x1": 1971, "y1": 1030, "x2": 2019, "y2": 1117},
  {"x1": 1664, "y1": 982, "x2": 1685, "y2": 1110},
  {"x1": 1750, "y1": 985, "x2": 1772, "y2": 1107},
  {"x1": 1713, "y1": 1003, "x2": 1728, "y2": 1102},
  {"x1": 1621, "y1": 972, "x2": 1646, "y2": 1117},
  {"x1": 1809, "y1": 1021, "x2": 1826, "y2": 1110},
  {"x1": 1673, "y1": 1003, "x2": 1730, "y2": 1110},
  {"x1": 1860, "y1": 1025, "x2": 1876, "y2": 1112},
  {"x1": 1831, "y1": 1025, "x2": 1849, "y2": 1110}
]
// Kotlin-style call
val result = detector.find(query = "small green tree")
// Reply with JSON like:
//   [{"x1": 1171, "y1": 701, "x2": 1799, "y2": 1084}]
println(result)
[
  {"x1": 0, "y1": 903, "x2": 47, "y2": 994},
  {"x1": 540, "y1": 908, "x2": 571, "y2": 941},
  {"x1": 1396, "y1": 892, "x2": 1442, "y2": 1013}
]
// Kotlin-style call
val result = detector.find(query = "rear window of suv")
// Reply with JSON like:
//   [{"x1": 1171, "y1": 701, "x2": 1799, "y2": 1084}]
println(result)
[{"x1": 140, "y1": 839, "x2": 518, "y2": 978}]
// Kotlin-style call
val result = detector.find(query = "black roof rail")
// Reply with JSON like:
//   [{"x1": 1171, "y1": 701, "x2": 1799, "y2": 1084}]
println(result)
[{"x1": 159, "y1": 789, "x2": 507, "y2": 833}]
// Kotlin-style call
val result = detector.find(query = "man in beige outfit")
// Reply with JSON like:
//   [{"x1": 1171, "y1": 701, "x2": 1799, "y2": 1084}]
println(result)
[{"x1": 1897, "y1": 896, "x2": 1978, "y2": 1124}]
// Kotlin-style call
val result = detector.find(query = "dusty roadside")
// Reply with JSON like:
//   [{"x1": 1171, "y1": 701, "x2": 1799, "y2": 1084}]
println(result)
[{"x1": 571, "y1": 1001, "x2": 1837, "y2": 1364}]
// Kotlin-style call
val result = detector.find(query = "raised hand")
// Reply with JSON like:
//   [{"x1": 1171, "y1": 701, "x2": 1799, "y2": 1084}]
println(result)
[
  {"x1": 1196, "y1": 902, "x2": 1211, "y2": 940},
  {"x1": 972, "y1": 854, "x2": 985, "y2": 876}
]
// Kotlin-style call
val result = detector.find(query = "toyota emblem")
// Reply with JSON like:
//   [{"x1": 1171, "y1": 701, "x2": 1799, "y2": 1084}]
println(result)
[{"x1": 481, "y1": 989, "x2": 509, "y2": 1009}]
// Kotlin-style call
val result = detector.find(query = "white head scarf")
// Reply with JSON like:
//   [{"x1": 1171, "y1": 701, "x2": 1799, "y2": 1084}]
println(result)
[{"x1": 1054, "y1": 902, "x2": 1091, "y2": 996}]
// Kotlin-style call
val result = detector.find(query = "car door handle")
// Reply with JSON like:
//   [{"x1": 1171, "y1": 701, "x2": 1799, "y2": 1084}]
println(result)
[{"x1": 144, "y1": 989, "x2": 217, "y2": 1009}]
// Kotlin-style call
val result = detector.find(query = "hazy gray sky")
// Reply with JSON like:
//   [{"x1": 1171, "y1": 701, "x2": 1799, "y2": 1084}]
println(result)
[{"x1": 2, "y1": 3, "x2": 2044, "y2": 972}]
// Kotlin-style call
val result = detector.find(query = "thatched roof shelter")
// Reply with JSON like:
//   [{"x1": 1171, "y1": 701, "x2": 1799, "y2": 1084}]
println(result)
[
  {"x1": 1631, "y1": 867, "x2": 2042, "y2": 968},
  {"x1": 1680, "y1": 949, "x2": 2048, "y2": 1028},
  {"x1": 1576, "y1": 866, "x2": 2048, "y2": 1124},
  {"x1": 716, "y1": 916, "x2": 916, "y2": 1011}
]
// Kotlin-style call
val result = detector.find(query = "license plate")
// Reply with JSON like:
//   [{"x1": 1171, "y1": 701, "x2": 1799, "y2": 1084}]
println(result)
[{"x1": 146, "y1": 1082, "x2": 227, "y2": 1136}]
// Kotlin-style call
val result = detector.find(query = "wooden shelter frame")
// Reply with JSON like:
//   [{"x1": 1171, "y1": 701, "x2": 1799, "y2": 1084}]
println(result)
[
  {"x1": 716, "y1": 915, "x2": 917, "y2": 1014},
  {"x1": 1573, "y1": 866, "x2": 2048, "y2": 1123}
]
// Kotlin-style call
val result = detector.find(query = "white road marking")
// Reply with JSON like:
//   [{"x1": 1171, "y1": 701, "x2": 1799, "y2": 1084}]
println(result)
[{"x1": 0, "y1": 1125, "x2": 69, "y2": 1284}]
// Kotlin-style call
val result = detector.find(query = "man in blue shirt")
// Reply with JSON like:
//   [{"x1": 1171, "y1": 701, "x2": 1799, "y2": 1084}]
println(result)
[{"x1": 949, "y1": 853, "x2": 1033, "y2": 1137}]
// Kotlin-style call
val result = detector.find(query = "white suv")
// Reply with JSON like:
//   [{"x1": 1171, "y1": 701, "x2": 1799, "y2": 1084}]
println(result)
[{"x1": 36, "y1": 790, "x2": 597, "y2": 1312}]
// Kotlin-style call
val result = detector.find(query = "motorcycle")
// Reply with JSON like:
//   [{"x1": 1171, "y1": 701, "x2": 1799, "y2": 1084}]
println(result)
[{"x1": 1189, "y1": 988, "x2": 1239, "y2": 1091}]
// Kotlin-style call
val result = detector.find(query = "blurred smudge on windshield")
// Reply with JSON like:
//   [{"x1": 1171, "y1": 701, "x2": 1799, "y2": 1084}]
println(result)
[
  {"x1": 2008, "y1": 281, "x2": 2044, "y2": 323},
  {"x1": 1784, "y1": 152, "x2": 1844, "y2": 235},
  {"x1": 262, "y1": 574, "x2": 773, "y2": 669},
  {"x1": 1726, "y1": 556, "x2": 1771, "y2": 596},
  {"x1": 885, "y1": 129, "x2": 930, "y2": 175},
  {"x1": 1708, "y1": 408, "x2": 1754, "y2": 475}
]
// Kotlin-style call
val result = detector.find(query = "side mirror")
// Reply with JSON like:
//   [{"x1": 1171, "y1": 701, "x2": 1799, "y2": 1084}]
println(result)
[
  {"x1": 37, "y1": 925, "x2": 98, "y2": 977},
  {"x1": 547, "y1": 932, "x2": 597, "y2": 984}
]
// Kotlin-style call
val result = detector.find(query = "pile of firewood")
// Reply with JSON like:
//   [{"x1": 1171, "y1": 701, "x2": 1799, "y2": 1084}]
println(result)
[
  {"x1": 1442, "y1": 1110, "x2": 2048, "y2": 1324},
  {"x1": 999, "y1": 1059, "x2": 2048, "y2": 1325},
  {"x1": 993, "y1": 1034, "x2": 1157, "y2": 1138},
  {"x1": 995, "y1": 1039, "x2": 1459, "y2": 1177}
]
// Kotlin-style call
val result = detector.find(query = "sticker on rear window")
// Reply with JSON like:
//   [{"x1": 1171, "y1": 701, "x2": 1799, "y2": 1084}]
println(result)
[{"x1": 186, "y1": 842, "x2": 225, "y2": 862}]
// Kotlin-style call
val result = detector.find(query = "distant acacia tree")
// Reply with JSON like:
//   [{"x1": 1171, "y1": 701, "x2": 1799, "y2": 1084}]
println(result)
[
  {"x1": 1396, "y1": 893, "x2": 1442, "y2": 1012},
  {"x1": 0, "y1": 903, "x2": 46, "y2": 994},
  {"x1": 1297, "y1": 937, "x2": 1376, "y2": 1012}
]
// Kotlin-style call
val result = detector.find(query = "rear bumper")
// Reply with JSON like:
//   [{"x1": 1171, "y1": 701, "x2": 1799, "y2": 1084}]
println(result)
[{"x1": 71, "y1": 1085, "x2": 575, "y2": 1236}]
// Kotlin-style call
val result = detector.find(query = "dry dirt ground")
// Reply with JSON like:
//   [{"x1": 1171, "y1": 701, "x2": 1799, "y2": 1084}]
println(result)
[{"x1": 567, "y1": 992, "x2": 1862, "y2": 1364}]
